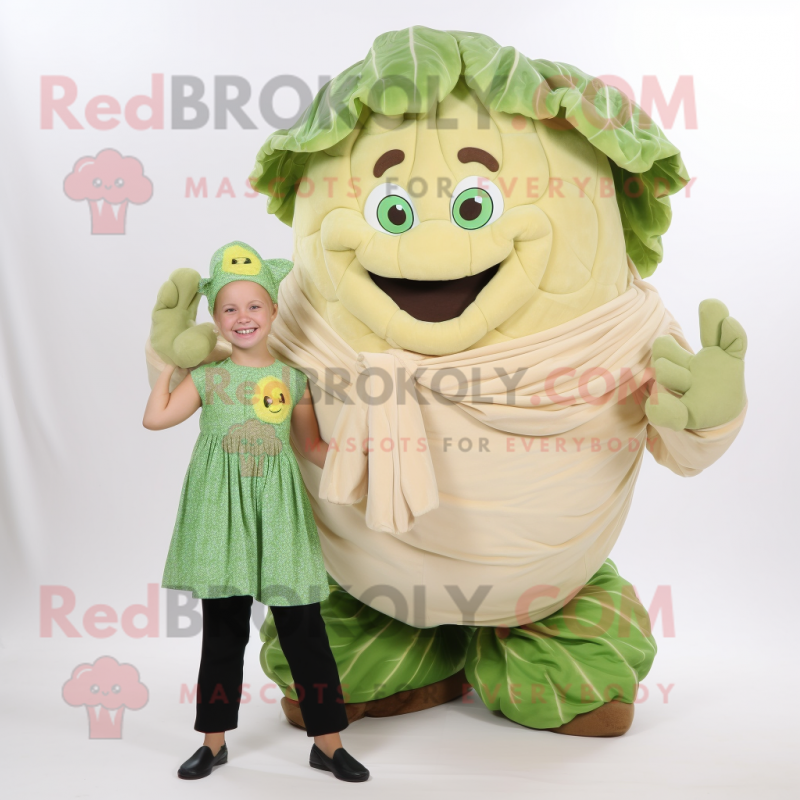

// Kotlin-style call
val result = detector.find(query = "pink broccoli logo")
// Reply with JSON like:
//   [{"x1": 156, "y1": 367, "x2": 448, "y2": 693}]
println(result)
[
  {"x1": 64, "y1": 148, "x2": 153, "y2": 234},
  {"x1": 62, "y1": 655, "x2": 149, "y2": 739}
]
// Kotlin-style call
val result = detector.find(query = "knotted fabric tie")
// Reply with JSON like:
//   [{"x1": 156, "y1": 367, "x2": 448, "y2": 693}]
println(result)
[{"x1": 319, "y1": 349, "x2": 438, "y2": 534}]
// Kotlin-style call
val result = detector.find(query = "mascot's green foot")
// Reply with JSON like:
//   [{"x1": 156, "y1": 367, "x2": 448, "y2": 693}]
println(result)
[
  {"x1": 281, "y1": 668, "x2": 468, "y2": 729},
  {"x1": 466, "y1": 559, "x2": 656, "y2": 736},
  {"x1": 260, "y1": 577, "x2": 473, "y2": 712}
]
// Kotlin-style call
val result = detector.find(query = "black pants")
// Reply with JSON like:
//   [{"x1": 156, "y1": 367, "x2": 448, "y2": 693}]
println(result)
[{"x1": 194, "y1": 595, "x2": 349, "y2": 737}]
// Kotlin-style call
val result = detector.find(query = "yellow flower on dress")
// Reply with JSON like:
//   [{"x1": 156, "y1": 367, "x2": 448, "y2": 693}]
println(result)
[{"x1": 252, "y1": 376, "x2": 291, "y2": 424}]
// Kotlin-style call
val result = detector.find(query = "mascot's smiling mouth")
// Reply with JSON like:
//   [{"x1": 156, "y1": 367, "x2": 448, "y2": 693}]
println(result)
[{"x1": 367, "y1": 264, "x2": 501, "y2": 323}]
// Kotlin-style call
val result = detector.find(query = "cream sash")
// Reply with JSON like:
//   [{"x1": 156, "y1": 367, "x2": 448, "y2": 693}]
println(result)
[{"x1": 270, "y1": 270, "x2": 686, "y2": 534}]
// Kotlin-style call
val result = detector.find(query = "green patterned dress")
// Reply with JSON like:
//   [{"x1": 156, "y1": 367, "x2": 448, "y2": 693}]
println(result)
[{"x1": 161, "y1": 357, "x2": 330, "y2": 606}]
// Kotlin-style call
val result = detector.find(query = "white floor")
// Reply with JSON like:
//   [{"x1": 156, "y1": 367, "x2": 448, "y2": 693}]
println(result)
[{"x1": 3, "y1": 636, "x2": 797, "y2": 799}]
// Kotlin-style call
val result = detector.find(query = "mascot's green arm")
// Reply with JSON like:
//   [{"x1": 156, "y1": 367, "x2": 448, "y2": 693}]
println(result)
[
  {"x1": 150, "y1": 268, "x2": 218, "y2": 370},
  {"x1": 645, "y1": 299, "x2": 747, "y2": 431}
]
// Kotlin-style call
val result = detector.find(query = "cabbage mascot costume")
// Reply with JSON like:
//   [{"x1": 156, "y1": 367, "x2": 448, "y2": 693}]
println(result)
[{"x1": 146, "y1": 27, "x2": 747, "y2": 737}]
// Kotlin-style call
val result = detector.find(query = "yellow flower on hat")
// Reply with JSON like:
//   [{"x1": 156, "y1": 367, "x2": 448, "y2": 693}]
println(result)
[
  {"x1": 222, "y1": 243, "x2": 262, "y2": 276},
  {"x1": 197, "y1": 240, "x2": 294, "y2": 313}
]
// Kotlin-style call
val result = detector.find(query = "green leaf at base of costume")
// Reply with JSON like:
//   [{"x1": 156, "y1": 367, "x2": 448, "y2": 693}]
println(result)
[
  {"x1": 464, "y1": 559, "x2": 657, "y2": 730},
  {"x1": 259, "y1": 576, "x2": 473, "y2": 704}
]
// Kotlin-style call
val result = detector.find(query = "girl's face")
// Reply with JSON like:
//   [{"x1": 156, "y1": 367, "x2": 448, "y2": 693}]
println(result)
[{"x1": 213, "y1": 281, "x2": 277, "y2": 351}]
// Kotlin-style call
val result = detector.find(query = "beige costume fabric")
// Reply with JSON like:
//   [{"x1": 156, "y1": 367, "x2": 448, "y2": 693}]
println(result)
[{"x1": 145, "y1": 264, "x2": 746, "y2": 628}]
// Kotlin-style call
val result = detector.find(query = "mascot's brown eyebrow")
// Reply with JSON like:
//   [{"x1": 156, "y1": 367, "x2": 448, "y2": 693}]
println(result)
[
  {"x1": 373, "y1": 149, "x2": 405, "y2": 178},
  {"x1": 373, "y1": 146, "x2": 500, "y2": 178},
  {"x1": 458, "y1": 147, "x2": 500, "y2": 172}
]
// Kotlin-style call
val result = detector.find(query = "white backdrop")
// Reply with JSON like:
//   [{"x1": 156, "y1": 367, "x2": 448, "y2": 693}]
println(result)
[{"x1": 2, "y1": 1, "x2": 799, "y2": 797}]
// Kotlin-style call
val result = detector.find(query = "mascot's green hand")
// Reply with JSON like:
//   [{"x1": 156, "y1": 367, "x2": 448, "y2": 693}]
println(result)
[
  {"x1": 644, "y1": 299, "x2": 747, "y2": 431},
  {"x1": 150, "y1": 268, "x2": 217, "y2": 369}
]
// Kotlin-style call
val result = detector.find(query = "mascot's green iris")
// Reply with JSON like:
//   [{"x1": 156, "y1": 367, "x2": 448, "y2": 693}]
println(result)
[
  {"x1": 452, "y1": 187, "x2": 493, "y2": 230},
  {"x1": 377, "y1": 195, "x2": 414, "y2": 233}
]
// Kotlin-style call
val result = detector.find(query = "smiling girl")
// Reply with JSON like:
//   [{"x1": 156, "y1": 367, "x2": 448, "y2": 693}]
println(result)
[{"x1": 143, "y1": 242, "x2": 369, "y2": 783}]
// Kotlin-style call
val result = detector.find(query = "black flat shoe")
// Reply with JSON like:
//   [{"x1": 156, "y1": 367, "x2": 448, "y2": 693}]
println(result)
[
  {"x1": 177, "y1": 743, "x2": 228, "y2": 779},
  {"x1": 309, "y1": 744, "x2": 369, "y2": 782}
]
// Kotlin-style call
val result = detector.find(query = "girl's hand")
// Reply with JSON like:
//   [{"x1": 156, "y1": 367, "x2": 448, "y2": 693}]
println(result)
[
  {"x1": 143, "y1": 365, "x2": 201, "y2": 430},
  {"x1": 290, "y1": 386, "x2": 328, "y2": 469}
]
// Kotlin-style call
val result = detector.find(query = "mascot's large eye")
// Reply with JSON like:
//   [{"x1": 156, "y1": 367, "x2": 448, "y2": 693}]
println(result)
[
  {"x1": 450, "y1": 176, "x2": 504, "y2": 230},
  {"x1": 364, "y1": 183, "x2": 418, "y2": 235}
]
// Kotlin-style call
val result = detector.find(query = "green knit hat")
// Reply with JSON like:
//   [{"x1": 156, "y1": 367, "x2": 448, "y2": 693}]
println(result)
[{"x1": 198, "y1": 241, "x2": 293, "y2": 313}]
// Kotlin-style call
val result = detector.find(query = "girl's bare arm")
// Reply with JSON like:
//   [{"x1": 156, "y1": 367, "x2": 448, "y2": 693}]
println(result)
[
  {"x1": 143, "y1": 366, "x2": 201, "y2": 430},
  {"x1": 290, "y1": 385, "x2": 328, "y2": 469}
]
